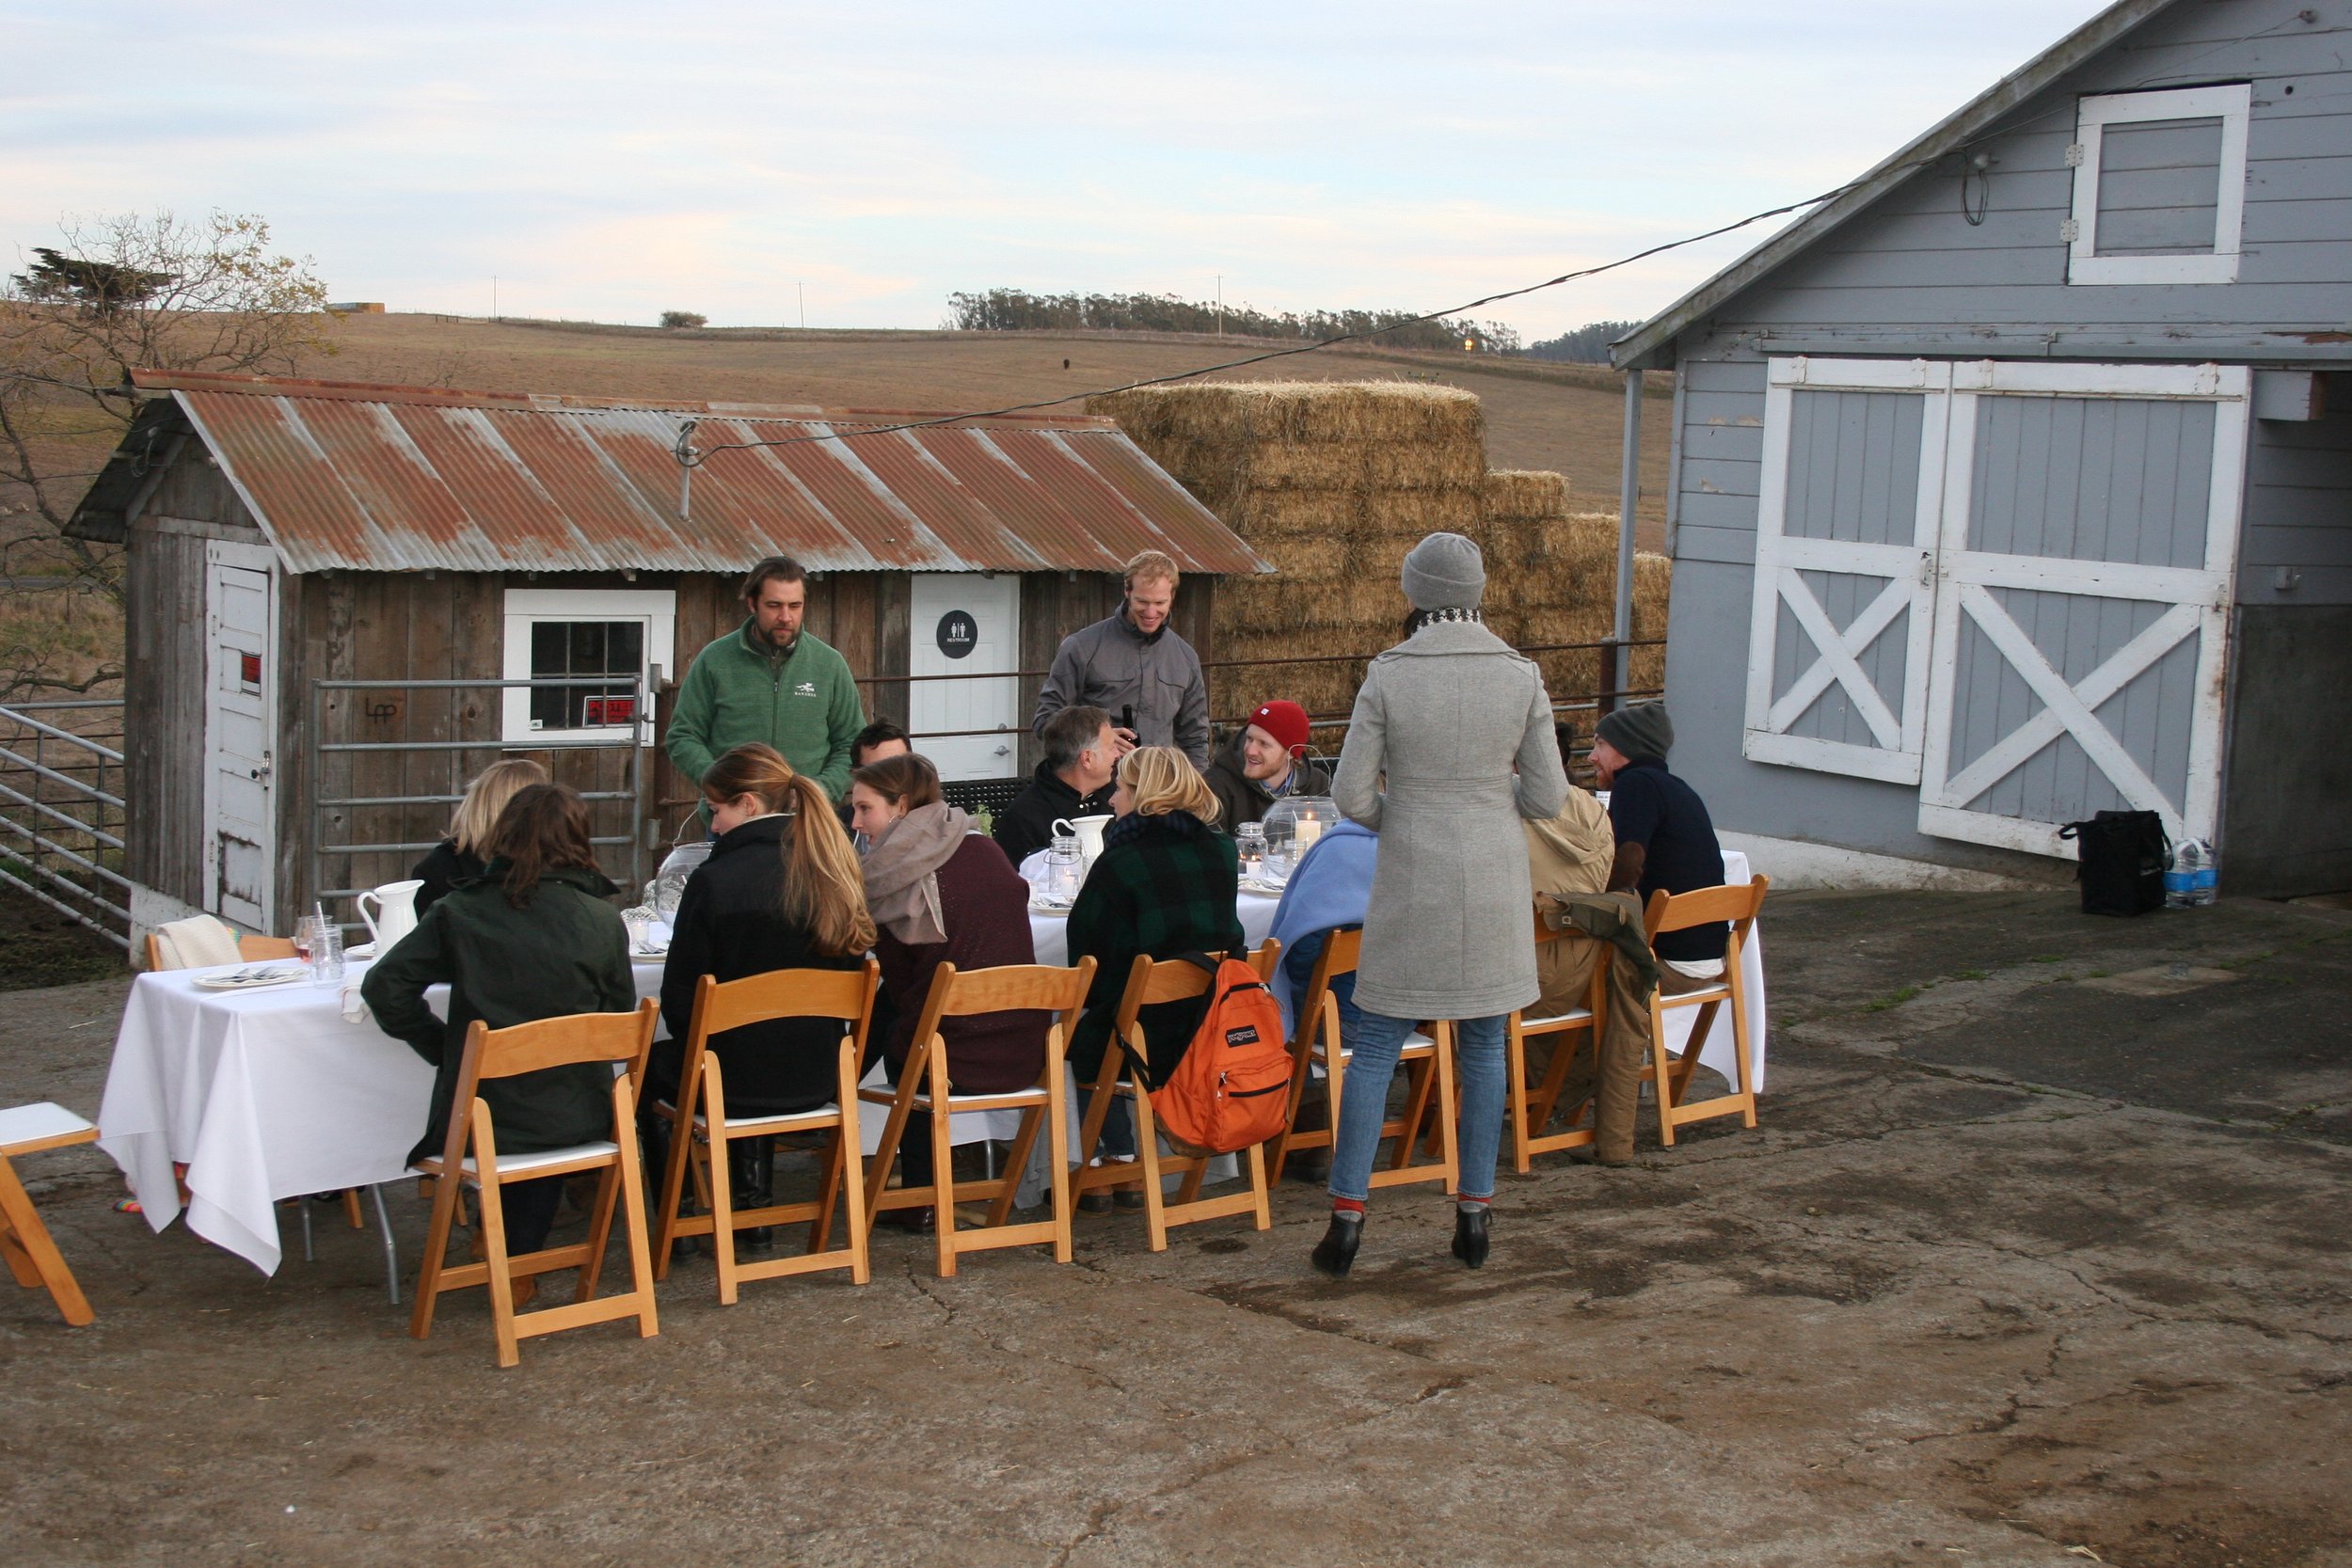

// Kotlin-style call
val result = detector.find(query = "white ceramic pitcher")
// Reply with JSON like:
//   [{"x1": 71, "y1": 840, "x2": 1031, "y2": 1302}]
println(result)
[
  {"x1": 357, "y1": 878, "x2": 425, "y2": 954},
  {"x1": 1052, "y1": 814, "x2": 1114, "y2": 868}
]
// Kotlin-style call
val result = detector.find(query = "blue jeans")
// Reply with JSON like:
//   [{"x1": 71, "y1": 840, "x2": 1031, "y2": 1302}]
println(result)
[{"x1": 1327, "y1": 1010, "x2": 1507, "y2": 1205}]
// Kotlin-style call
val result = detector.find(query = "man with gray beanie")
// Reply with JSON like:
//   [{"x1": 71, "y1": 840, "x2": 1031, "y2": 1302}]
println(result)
[{"x1": 1582, "y1": 701, "x2": 1729, "y2": 1156}]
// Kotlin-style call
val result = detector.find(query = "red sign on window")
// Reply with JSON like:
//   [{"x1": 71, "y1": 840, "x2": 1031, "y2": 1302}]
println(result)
[
  {"x1": 239, "y1": 652, "x2": 262, "y2": 688},
  {"x1": 583, "y1": 695, "x2": 636, "y2": 725}
]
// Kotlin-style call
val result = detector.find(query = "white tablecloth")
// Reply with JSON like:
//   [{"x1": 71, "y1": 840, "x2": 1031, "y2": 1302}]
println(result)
[{"x1": 1665, "y1": 849, "x2": 1770, "y2": 1094}]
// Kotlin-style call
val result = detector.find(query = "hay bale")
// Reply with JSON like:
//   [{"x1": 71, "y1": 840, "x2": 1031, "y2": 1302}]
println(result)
[
  {"x1": 1090, "y1": 380, "x2": 1486, "y2": 450},
  {"x1": 1480, "y1": 468, "x2": 1570, "y2": 522}
]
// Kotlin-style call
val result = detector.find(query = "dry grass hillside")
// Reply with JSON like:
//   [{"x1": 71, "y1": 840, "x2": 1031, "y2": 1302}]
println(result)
[{"x1": 286, "y1": 315, "x2": 1674, "y2": 546}]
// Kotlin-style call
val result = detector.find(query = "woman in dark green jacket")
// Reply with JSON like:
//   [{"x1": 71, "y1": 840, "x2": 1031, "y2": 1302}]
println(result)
[
  {"x1": 1065, "y1": 747, "x2": 1244, "y2": 1197},
  {"x1": 362, "y1": 783, "x2": 637, "y2": 1255}
]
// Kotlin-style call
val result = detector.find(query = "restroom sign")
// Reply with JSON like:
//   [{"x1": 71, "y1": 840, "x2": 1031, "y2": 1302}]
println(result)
[{"x1": 934, "y1": 610, "x2": 978, "y2": 659}]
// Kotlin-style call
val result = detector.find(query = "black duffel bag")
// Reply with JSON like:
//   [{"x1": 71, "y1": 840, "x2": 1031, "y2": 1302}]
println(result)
[{"x1": 2058, "y1": 809, "x2": 2169, "y2": 917}]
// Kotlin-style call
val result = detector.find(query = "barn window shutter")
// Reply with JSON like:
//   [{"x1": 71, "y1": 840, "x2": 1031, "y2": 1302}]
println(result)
[
  {"x1": 2066, "y1": 85, "x2": 2250, "y2": 286},
  {"x1": 1741, "y1": 357, "x2": 1949, "y2": 785}
]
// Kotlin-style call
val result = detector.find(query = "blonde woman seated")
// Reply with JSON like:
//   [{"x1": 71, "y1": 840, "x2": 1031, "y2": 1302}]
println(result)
[
  {"x1": 410, "y1": 758, "x2": 550, "y2": 917},
  {"x1": 1063, "y1": 746, "x2": 1243, "y2": 1208},
  {"x1": 651, "y1": 744, "x2": 876, "y2": 1250}
]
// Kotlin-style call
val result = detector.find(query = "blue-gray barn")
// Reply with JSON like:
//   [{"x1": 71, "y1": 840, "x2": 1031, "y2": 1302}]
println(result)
[{"x1": 1613, "y1": 0, "x2": 2352, "y2": 898}]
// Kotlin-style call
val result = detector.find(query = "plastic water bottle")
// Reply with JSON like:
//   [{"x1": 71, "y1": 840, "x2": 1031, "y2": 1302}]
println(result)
[
  {"x1": 2188, "y1": 838, "x2": 2218, "y2": 906},
  {"x1": 2164, "y1": 840, "x2": 2199, "y2": 908}
]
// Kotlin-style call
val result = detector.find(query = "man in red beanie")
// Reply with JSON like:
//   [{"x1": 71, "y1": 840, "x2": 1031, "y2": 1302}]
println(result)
[{"x1": 1205, "y1": 698, "x2": 1328, "y2": 835}]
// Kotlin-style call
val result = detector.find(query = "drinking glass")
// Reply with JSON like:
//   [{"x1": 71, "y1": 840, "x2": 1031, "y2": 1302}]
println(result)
[{"x1": 309, "y1": 919, "x2": 345, "y2": 985}]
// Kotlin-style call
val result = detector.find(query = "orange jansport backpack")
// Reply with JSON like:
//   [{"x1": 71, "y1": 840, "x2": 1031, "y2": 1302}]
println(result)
[{"x1": 1150, "y1": 953, "x2": 1295, "y2": 1158}]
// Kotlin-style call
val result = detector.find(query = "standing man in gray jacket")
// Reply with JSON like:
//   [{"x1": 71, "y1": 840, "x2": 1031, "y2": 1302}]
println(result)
[{"x1": 1032, "y1": 549, "x2": 1210, "y2": 770}]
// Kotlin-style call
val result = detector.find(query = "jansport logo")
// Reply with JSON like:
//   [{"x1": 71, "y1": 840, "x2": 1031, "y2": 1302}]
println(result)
[{"x1": 795, "y1": 681, "x2": 818, "y2": 696}]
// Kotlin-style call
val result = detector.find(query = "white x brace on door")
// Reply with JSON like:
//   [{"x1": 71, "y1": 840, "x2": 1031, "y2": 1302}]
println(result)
[
  {"x1": 1748, "y1": 357, "x2": 2249, "y2": 859},
  {"x1": 1744, "y1": 357, "x2": 1951, "y2": 784},
  {"x1": 1915, "y1": 361, "x2": 2247, "y2": 857}
]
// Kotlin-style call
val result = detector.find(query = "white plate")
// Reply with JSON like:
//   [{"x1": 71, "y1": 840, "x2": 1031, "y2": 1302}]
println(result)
[
  {"x1": 632, "y1": 942, "x2": 671, "y2": 958},
  {"x1": 1028, "y1": 901, "x2": 1073, "y2": 917},
  {"x1": 193, "y1": 965, "x2": 309, "y2": 991},
  {"x1": 1237, "y1": 879, "x2": 1290, "y2": 897},
  {"x1": 344, "y1": 942, "x2": 376, "y2": 960}
]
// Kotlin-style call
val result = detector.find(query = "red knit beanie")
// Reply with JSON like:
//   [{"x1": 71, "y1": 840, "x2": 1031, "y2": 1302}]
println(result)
[{"x1": 1248, "y1": 700, "x2": 1311, "y2": 757}]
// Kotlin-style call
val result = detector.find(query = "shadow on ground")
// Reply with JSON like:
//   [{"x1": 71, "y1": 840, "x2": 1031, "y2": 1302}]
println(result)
[{"x1": 2, "y1": 892, "x2": 2345, "y2": 1567}]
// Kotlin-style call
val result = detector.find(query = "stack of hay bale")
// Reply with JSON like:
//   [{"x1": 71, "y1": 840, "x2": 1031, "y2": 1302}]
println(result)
[
  {"x1": 1089, "y1": 381, "x2": 1487, "y2": 729},
  {"x1": 1089, "y1": 381, "x2": 1670, "y2": 751}
]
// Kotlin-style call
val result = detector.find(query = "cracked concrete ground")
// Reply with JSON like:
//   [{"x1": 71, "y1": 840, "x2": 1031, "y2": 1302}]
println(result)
[{"x1": 1, "y1": 891, "x2": 2346, "y2": 1567}]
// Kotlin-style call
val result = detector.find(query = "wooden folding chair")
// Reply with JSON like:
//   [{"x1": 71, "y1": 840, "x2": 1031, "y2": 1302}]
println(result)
[
  {"x1": 0, "y1": 1102, "x2": 101, "y2": 1326},
  {"x1": 1504, "y1": 910, "x2": 1610, "y2": 1172},
  {"x1": 409, "y1": 998, "x2": 660, "y2": 1369},
  {"x1": 1072, "y1": 943, "x2": 1281, "y2": 1251},
  {"x1": 652, "y1": 960, "x2": 879, "y2": 1304},
  {"x1": 1269, "y1": 928, "x2": 1457, "y2": 1191},
  {"x1": 860, "y1": 959, "x2": 1094, "y2": 1279},
  {"x1": 1641, "y1": 875, "x2": 1770, "y2": 1147},
  {"x1": 143, "y1": 930, "x2": 298, "y2": 970}
]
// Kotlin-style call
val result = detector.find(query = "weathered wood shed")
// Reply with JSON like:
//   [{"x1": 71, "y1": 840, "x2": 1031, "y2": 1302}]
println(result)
[
  {"x1": 69, "y1": 370, "x2": 1266, "y2": 941},
  {"x1": 1613, "y1": 0, "x2": 2352, "y2": 897}
]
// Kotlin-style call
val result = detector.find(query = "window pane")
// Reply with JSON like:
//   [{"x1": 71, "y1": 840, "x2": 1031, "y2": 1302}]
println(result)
[
  {"x1": 608, "y1": 622, "x2": 643, "y2": 673},
  {"x1": 530, "y1": 685, "x2": 565, "y2": 729},
  {"x1": 570, "y1": 621, "x2": 606, "y2": 673},
  {"x1": 531, "y1": 621, "x2": 564, "y2": 675}
]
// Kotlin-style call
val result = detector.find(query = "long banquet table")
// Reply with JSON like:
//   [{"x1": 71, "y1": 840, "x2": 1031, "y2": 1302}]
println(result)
[{"x1": 98, "y1": 857, "x2": 1764, "y2": 1276}]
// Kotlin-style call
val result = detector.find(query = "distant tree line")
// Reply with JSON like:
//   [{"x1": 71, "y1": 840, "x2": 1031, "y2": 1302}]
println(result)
[
  {"x1": 944, "y1": 288, "x2": 1522, "y2": 354},
  {"x1": 1518, "y1": 320, "x2": 1638, "y2": 363}
]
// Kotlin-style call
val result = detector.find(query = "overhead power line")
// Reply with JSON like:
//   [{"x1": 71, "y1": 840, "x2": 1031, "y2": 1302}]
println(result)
[{"x1": 673, "y1": 175, "x2": 1885, "y2": 471}]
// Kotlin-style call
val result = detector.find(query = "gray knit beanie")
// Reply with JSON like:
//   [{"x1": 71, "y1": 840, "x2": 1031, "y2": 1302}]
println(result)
[
  {"x1": 1399, "y1": 531, "x2": 1486, "y2": 611},
  {"x1": 1596, "y1": 701, "x2": 1674, "y2": 761}
]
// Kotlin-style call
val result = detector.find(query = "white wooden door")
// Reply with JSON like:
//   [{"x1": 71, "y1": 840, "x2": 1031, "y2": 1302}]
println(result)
[
  {"x1": 1743, "y1": 358, "x2": 1949, "y2": 784},
  {"x1": 909, "y1": 573, "x2": 1021, "y2": 782},
  {"x1": 1915, "y1": 362, "x2": 2249, "y2": 856},
  {"x1": 203, "y1": 544, "x2": 278, "y2": 930}
]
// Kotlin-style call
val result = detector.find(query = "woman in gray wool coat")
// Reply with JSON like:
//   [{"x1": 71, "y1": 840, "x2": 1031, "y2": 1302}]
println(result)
[{"x1": 1312, "y1": 531, "x2": 1567, "y2": 1277}]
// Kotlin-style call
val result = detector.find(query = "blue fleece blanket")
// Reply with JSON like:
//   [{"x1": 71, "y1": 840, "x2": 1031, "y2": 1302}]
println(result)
[{"x1": 1265, "y1": 818, "x2": 1378, "y2": 1034}]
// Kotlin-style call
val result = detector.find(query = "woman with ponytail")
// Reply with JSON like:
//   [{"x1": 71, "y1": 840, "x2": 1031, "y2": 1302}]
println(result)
[{"x1": 653, "y1": 744, "x2": 876, "y2": 1246}]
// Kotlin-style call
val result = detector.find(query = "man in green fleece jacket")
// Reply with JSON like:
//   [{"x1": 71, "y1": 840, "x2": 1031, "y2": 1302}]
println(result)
[{"x1": 665, "y1": 557, "x2": 866, "y2": 801}]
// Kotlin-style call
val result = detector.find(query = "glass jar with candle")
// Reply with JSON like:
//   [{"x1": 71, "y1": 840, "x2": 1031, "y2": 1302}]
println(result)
[
  {"x1": 1261, "y1": 796, "x2": 1337, "y2": 883},
  {"x1": 1234, "y1": 821, "x2": 1268, "y2": 880}
]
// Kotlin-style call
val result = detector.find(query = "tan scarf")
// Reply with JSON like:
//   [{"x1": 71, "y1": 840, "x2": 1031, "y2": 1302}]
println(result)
[{"x1": 861, "y1": 801, "x2": 974, "y2": 944}]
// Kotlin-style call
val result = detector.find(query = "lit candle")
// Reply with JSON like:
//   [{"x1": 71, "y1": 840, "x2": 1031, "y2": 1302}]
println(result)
[{"x1": 1293, "y1": 809, "x2": 1322, "y2": 850}]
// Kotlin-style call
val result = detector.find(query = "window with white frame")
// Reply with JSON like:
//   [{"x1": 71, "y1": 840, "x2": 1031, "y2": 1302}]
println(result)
[
  {"x1": 2066, "y1": 84, "x2": 2250, "y2": 285},
  {"x1": 501, "y1": 588, "x2": 675, "y2": 744}
]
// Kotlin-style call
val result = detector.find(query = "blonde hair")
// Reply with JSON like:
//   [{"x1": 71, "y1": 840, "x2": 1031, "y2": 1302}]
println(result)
[
  {"x1": 701, "y1": 743, "x2": 878, "y2": 957},
  {"x1": 449, "y1": 759, "x2": 551, "y2": 857},
  {"x1": 1121, "y1": 549, "x2": 1180, "y2": 592},
  {"x1": 1118, "y1": 745, "x2": 1219, "y2": 824}
]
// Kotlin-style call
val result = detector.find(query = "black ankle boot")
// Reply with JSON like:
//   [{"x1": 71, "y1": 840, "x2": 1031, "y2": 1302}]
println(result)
[
  {"x1": 1311, "y1": 1213, "x2": 1363, "y2": 1278},
  {"x1": 730, "y1": 1137, "x2": 775, "y2": 1252},
  {"x1": 1452, "y1": 1206, "x2": 1490, "y2": 1269}
]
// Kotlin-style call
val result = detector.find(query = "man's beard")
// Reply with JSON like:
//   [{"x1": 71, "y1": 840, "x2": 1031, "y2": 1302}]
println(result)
[{"x1": 758, "y1": 622, "x2": 799, "y2": 653}]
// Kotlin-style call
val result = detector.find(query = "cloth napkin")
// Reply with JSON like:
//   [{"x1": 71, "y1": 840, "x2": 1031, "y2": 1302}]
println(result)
[
  {"x1": 341, "y1": 973, "x2": 371, "y2": 1025},
  {"x1": 151, "y1": 914, "x2": 242, "y2": 970}
]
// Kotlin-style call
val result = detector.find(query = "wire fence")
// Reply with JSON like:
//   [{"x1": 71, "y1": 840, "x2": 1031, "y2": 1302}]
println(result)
[{"x1": 0, "y1": 699, "x2": 130, "y2": 949}]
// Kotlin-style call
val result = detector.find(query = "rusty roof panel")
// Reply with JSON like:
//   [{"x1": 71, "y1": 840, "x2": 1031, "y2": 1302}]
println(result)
[{"x1": 103, "y1": 370, "x2": 1267, "y2": 577}]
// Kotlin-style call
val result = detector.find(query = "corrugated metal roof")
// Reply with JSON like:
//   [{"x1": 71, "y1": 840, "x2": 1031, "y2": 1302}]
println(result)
[{"x1": 77, "y1": 370, "x2": 1269, "y2": 577}]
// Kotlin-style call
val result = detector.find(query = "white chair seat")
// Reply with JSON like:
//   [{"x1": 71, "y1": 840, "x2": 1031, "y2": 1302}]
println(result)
[
  {"x1": 1661, "y1": 985, "x2": 1732, "y2": 1006},
  {"x1": 0, "y1": 1101, "x2": 96, "y2": 1153},
  {"x1": 695, "y1": 1104, "x2": 841, "y2": 1134},
  {"x1": 1311, "y1": 1031, "x2": 1436, "y2": 1065},
  {"x1": 906, "y1": 1085, "x2": 1048, "y2": 1109},
  {"x1": 1521, "y1": 1008, "x2": 1594, "y2": 1030},
  {"x1": 415, "y1": 1140, "x2": 621, "y2": 1180}
]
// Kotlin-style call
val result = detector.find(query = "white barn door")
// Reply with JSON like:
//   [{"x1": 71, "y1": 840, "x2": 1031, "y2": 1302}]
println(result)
[
  {"x1": 909, "y1": 573, "x2": 1021, "y2": 782},
  {"x1": 1743, "y1": 358, "x2": 1948, "y2": 784},
  {"x1": 1916, "y1": 362, "x2": 2249, "y2": 856},
  {"x1": 202, "y1": 542, "x2": 278, "y2": 931}
]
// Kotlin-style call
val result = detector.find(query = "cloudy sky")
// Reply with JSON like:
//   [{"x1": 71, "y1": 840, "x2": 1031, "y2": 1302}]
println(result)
[{"x1": 3, "y1": 1, "x2": 2111, "y2": 340}]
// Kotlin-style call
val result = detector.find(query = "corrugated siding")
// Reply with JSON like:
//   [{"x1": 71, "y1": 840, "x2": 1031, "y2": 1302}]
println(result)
[{"x1": 158, "y1": 383, "x2": 1267, "y2": 578}]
